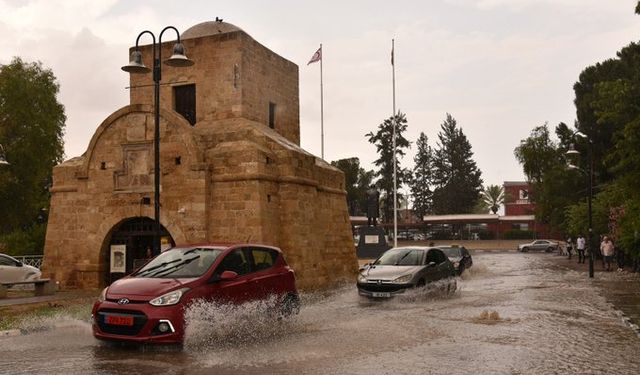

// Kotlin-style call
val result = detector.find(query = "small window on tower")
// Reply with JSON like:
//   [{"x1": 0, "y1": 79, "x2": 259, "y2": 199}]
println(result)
[
  {"x1": 268, "y1": 102, "x2": 276, "y2": 129},
  {"x1": 174, "y1": 84, "x2": 196, "y2": 125}
]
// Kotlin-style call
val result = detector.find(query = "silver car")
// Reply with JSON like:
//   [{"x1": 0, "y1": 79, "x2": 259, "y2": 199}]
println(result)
[
  {"x1": 0, "y1": 253, "x2": 42, "y2": 286},
  {"x1": 517, "y1": 240, "x2": 559, "y2": 253},
  {"x1": 357, "y1": 247, "x2": 456, "y2": 298}
]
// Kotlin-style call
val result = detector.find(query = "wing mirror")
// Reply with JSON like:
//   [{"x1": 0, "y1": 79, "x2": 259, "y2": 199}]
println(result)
[
  {"x1": 219, "y1": 270, "x2": 238, "y2": 280},
  {"x1": 359, "y1": 262, "x2": 371, "y2": 271},
  {"x1": 426, "y1": 261, "x2": 436, "y2": 268}
]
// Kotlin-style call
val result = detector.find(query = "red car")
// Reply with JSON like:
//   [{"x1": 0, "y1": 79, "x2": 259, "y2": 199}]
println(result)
[{"x1": 92, "y1": 244, "x2": 299, "y2": 344}]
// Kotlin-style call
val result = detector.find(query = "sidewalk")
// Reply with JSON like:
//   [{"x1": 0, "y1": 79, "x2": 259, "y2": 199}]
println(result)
[{"x1": 549, "y1": 252, "x2": 640, "y2": 336}]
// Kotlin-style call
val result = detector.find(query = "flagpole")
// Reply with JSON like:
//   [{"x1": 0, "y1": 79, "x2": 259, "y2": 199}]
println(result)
[
  {"x1": 392, "y1": 38, "x2": 397, "y2": 248},
  {"x1": 320, "y1": 43, "x2": 324, "y2": 159}
]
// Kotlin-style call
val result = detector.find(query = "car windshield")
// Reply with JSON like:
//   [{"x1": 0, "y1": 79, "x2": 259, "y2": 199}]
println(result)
[
  {"x1": 133, "y1": 247, "x2": 224, "y2": 278},
  {"x1": 441, "y1": 247, "x2": 462, "y2": 257},
  {"x1": 374, "y1": 248, "x2": 424, "y2": 266}
]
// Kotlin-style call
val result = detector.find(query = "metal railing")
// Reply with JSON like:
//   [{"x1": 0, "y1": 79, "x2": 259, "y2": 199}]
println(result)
[{"x1": 14, "y1": 255, "x2": 43, "y2": 269}]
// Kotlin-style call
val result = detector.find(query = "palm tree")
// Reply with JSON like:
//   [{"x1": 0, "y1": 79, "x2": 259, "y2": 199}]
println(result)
[{"x1": 482, "y1": 185, "x2": 504, "y2": 214}]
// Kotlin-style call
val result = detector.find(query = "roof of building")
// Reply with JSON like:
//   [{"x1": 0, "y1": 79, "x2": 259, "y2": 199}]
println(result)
[
  {"x1": 503, "y1": 181, "x2": 528, "y2": 186},
  {"x1": 423, "y1": 214, "x2": 499, "y2": 222},
  {"x1": 181, "y1": 19, "x2": 244, "y2": 40}
]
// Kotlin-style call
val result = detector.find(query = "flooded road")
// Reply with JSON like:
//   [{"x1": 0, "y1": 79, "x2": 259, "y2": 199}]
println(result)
[{"x1": 1, "y1": 252, "x2": 639, "y2": 374}]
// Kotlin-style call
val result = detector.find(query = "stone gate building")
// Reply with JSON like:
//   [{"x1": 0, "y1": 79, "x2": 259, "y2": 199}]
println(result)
[{"x1": 42, "y1": 20, "x2": 358, "y2": 290}]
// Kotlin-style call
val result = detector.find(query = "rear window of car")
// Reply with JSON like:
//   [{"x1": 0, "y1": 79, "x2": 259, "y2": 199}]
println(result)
[{"x1": 251, "y1": 248, "x2": 278, "y2": 271}]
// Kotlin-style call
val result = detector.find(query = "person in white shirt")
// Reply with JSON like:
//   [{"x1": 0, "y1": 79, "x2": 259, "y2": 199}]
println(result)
[
  {"x1": 576, "y1": 235, "x2": 586, "y2": 264},
  {"x1": 600, "y1": 236, "x2": 615, "y2": 272}
]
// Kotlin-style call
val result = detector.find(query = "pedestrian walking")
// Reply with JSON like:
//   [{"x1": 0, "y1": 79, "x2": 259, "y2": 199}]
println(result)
[
  {"x1": 566, "y1": 237, "x2": 573, "y2": 260},
  {"x1": 600, "y1": 236, "x2": 615, "y2": 272},
  {"x1": 576, "y1": 235, "x2": 586, "y2": 264}
]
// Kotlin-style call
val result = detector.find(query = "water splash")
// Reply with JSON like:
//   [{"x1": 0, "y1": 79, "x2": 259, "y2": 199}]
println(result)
[{"x1": 183, "y1": 295, "x2": 295, "y2": 351}]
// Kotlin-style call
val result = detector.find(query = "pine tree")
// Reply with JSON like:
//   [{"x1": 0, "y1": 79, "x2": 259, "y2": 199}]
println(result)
[
  {"x1": 365, "y1": 111, "x2": 411, "y2": 223},
  {"x1": 410, "y1": 132, "x2": 434, "y2": 219},
  {"x1": 431, "y1": 114, "x2": 483, "y2": 214}
]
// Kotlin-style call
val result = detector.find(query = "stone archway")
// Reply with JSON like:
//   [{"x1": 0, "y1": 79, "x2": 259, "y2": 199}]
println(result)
[{"x1": 102, "y1": 217, "x2": 175, "y2": 285}]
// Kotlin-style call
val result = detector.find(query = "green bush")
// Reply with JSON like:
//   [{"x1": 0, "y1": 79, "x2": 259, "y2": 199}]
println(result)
[{"x1": 0, "y1": 224, "x2": 47, "y2": 255}]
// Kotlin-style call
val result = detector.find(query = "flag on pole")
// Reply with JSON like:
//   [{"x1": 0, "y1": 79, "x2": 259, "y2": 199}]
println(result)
[{"x1": 307, "y1": 47, "x2": 322, "y2": 65}]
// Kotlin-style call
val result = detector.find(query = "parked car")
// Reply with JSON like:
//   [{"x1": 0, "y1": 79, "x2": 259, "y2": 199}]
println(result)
[
  {"x1": 439, "y1": 245, "x2": 473, "y2": 275},
  {"x1": 517, "y1": 240, "x2": 559, "y2": 253},
  {"x1": 92, "y1": 244, "x2": 299, "y2": 344},
  {"x1": 357, "y1": 246, "x2": 456, "y2": 298},
  {"x1": 0, "y1": 253, "x2": 42, "y2": 286}
]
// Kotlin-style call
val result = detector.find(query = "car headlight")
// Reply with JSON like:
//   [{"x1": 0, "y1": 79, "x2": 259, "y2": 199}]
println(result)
[
  {"x1": 392, "y1": 274, "x2": 413, "y2": 284},
  {"x1": 357, "y1": 274, "x2": 368, "y2": 283},
  {"x1": 98, "y1": 287, "x2": 108, "y2": 302},
  {"x1": 149, "y1": 288, "x2": 190, "y2": 306}
]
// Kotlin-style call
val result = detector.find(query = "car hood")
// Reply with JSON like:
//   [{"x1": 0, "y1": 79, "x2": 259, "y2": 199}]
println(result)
[
  {"x1": 360, "y1": 265, "x2": 422, "y2": 280},
  {"x1": 106, "y1": 277, "x2": 195, "y2": 298}
]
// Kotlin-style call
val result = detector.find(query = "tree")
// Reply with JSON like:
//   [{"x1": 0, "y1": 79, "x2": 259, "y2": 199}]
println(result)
[
  {"x1": 431, "y1": 114, "x2": 483, "y2": 214},
  {"x1": 481, "y1": 184, "x2": 504, "y2": 214},
  {"x1": 365, "y1": 111, "x2": 411, "y2": 223},
  {"x1": 410, "y1": 132, "x2": 434, "y2": 219},
  {"x1": 331, "y1": 157, "x2": 373, "y2": 216},
  {"x1": 0, "y1": 58, "x2": 65, "y2": 252},
  {"x1": 513, "y1": 124, "x2": 559, "y2": 185},
  {"x1": 513, "y1": 123, "x2": 582, "y2": 229}
]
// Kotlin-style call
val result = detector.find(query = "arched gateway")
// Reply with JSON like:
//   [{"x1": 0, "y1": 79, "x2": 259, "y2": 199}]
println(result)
[{"x1": 103, "y1": 217, "x2": 175, "y2": 285}]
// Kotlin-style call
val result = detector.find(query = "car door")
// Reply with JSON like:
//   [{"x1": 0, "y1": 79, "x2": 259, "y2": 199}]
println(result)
[
  {"x1": 423, "y1": 249, "x2": 441, "y2": 283},
  {"x1": 209, "y1": 249, "x2": 255, "y2": 303},
  {"x1": 433, "y1": 249, "x2": 452, "y2": 280},
  {"x1": 245, "y1": 246, "x2": 283, "y2": 298}
]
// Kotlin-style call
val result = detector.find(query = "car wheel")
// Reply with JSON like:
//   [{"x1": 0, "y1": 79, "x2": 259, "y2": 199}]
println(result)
[
  {"x1": 280, "y1": 293, "x2": 300, "y2": 318},
  {"x1": 416, "y1": 279, "x2": 426, "y2": 288},
  {"x1": 522, "y1": 247, "x2": 529, "y2": 253},
  {"x1": 545, "y1": 247, "x2": 553, "y2": 253}
]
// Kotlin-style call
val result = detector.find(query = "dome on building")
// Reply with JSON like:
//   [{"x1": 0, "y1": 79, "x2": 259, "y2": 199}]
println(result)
[{"x1": 181, "y1": 19, "x2": 244, "y2": 39}]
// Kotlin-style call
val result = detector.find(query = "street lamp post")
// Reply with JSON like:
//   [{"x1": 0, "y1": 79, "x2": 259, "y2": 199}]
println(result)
[
  {"x1": 566, "y1": 131, "x2": 594, "y2": 278},
  {"x1": 122, "y1": 27, "x2": 193, "y2": 256}
]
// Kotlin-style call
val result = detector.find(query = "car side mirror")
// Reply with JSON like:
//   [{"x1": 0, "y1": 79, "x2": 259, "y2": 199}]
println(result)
[
  {"x1": 209, "y1": 270, "x2": 239, "y2": 283},
  {"x1": 359, "y1": 262, "x2": 370, "y2": 271},
  {"x1": 219, "y1": 270, "x2": 238, "y2": 280},
  {"x1": 426, "y1": 261, "x2": 436, "y2": 268},
  {"x1": 16, "y1": 261, "x2": 23, "y2": 267}
]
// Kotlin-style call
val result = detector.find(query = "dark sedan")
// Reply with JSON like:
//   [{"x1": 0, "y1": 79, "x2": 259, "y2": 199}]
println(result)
[
  {"x1": 439, "y1": 246, "x2": 473, "y2": 275},
  {"x1": 357, "y1": 247, "x2": 456, "y2": 298}
]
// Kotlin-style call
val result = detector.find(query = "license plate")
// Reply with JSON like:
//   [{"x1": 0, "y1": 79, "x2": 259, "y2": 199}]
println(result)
[
  {"x1": 372, "y1": 292, "x2": 391, "y2": 298},
  {"x1": 105, "y1": 315, "x2": 134, "y2": 326}
]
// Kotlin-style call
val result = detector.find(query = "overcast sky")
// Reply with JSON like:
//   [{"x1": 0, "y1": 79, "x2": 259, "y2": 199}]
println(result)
[{"x1": 1, "y1": 0, "x2": 639, "y2": 188}]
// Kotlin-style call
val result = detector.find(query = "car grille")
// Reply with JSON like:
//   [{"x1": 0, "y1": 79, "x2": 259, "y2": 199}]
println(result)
[
  {"x1": 97, "y1": 309, "x2": 147, "y2": 336},
  {"x1": 358, "y1": 282, "x2": 409, "y2": 293}
]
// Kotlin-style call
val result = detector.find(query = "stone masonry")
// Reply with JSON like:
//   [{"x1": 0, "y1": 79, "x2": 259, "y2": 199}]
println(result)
[{"x1": 42, "y1": 20, "x2": 358, "y2": 290}]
